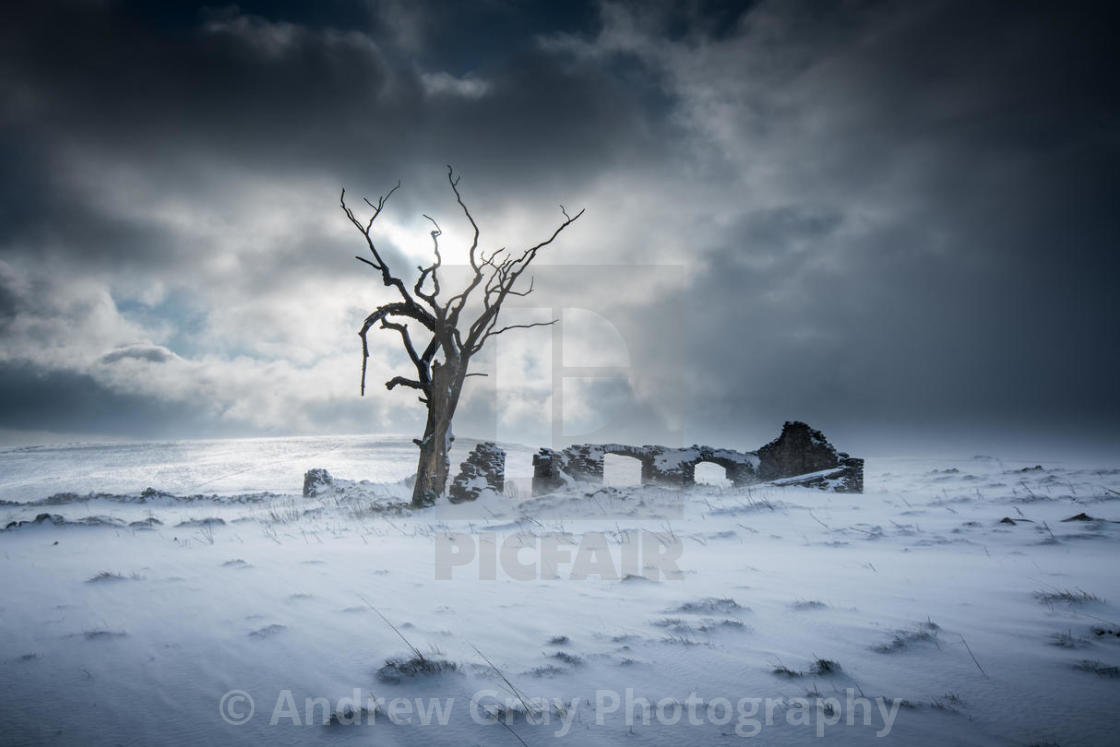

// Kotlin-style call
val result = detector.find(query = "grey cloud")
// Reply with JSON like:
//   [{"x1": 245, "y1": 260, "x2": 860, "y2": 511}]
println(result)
[
  {"x1": 99, "y1": 345, "x2": 178, "y2": 365},
  {"x1": 0, "y1": 362, "x2": 219, "y2": 438}
]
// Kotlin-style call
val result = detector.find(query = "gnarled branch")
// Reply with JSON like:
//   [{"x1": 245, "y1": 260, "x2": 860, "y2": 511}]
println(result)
[
  {"x1": 462, "y1": 205, "x2": 584, "y2": 354},
  {"x1": 341, "y1": 183, "x2": 422, "y2": 311},
  {"x1": 386, "y1": 376, "x2": 426, "y2": 392},
  {"x1": 484, "y1": 318, "x2": 559, "y2": 340},
  {"x1": 414, "y1": 214, "x2": 443, "y2": 312},
  {"x1": 358, "y1": 302, "x2": 436, "y2": 396},
  {"x1": 349, "y1": 170, "x2": 582, "y2": 399}
]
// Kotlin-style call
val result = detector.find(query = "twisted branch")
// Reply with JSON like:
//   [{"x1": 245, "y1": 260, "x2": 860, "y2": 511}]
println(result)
[{"x1": 346, "y1": 169, "x2": 583, "y2": 398}]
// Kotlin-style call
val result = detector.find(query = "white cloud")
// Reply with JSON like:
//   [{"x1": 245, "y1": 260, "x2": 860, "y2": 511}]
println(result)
[{"x1": 419, "y1": 71, "x2": 491, "y2": 99}]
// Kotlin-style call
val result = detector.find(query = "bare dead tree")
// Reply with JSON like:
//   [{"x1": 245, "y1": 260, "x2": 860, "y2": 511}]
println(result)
[{"x1": 342, "y1": 167, "x2": 583, "y2": 506}]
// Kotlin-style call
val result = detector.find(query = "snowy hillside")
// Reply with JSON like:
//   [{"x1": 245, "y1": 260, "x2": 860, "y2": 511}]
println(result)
[{"x1": 1, "y1": 437, "x2": 1119, "y2": 745}]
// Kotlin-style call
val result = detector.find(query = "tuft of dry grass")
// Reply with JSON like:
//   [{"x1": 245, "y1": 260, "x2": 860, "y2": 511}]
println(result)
[
  {"x1": 248, "y1": 624, "x2": 287, "y2": 639},
  {"x1": 772, "y1": 665, "x2": 802, "y2": 678},
  {"x1": 670, "y1": 598, "x2": 744, "y2": 615},
  {"x1": 1050, "y1": 630, "x2": 1091, "y2": 649},
  {"x1": 810, "y1": 658, "x2": 841, "y2": 675},
  {"x1": 84, "y1": 629, "x2": 128, "y2": 640},
  {"x1": 376, "y1": 653, "x2": 458, "y2": 683},
  {"x1": 873, "y1": 621, "x2": 941, "y2": 653},
  {"x1": 1074, "y1": 660, "x2": 1120, "y2": 677},
  {"x1": 930, "y1": 692, "x2": 963, "y2": 711},
  {"x1": 86, "y1": 571, "x2": 140, "y2": 583},
  {"x1": 1034, "y1": 589, "x2": 1100, "y2": 606},
  {"x1": 550, "y1": 651, "x2": 583, "y2": 666}
]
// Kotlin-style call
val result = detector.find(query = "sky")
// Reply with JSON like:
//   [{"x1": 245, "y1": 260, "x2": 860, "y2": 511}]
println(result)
[{"x1": 1, "y1": 0, "x2": 1118, "y2": 457}]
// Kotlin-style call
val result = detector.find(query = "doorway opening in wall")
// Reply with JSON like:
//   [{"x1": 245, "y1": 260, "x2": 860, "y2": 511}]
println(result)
[
  {"x1": 694, "y1": 461, "x2": 732, "y2": 489},
  {"x1": 502, "y1": 446, "x2": 534, "y2": 499},
  {"x1": 604, "y1": 453, "x2": 642, "y2": 487}
]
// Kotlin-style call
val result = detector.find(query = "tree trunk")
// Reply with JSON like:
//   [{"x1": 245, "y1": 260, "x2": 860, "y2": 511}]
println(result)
[
  {"x1": 411, "y1": 359, "x2": 464, "y2": 506},
  {"x1": 344, "y1": 171, "x2": 582, "y2": 507}
]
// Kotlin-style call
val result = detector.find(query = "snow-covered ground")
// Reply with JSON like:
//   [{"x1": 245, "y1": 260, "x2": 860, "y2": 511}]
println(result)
[{"x1": 1, "y1": 437, "x2": 1119, "y2": 745}]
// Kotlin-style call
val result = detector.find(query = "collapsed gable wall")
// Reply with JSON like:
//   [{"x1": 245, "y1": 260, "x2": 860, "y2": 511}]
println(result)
[
  {"x1": 757, "y1": 421, "x2": 838, "y2": 480},
  {"x1": 755, "y1": 421, "x2": 864, "y2": 494}
]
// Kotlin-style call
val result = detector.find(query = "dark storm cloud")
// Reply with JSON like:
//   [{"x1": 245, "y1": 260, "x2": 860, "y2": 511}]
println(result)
[
  {"x1": 0, "y1": 0, "x2": 659, "y2": 300},
  {"x1": 0, "y1": 363, "x2": 216, "y2": 438},
  {"x1": 0, "y1": 0, "x2": 1117, "y2": 451},
  {"x1": 0, "y1": 0, "x2": 650, "y2": 190},
  {"x1": 521, "y1": 0, "x2": 1118, "y2": 452}
]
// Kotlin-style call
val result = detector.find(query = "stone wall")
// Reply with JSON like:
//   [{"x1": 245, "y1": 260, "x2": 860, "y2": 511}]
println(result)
[
  {"x1": 302, "y1": 468, "x2": 333, "y2": 497},
  {"x1": 526, "y1": 422, "x2": 861, "y2": 495},
  {"x1": 459, "y1": 422, "x2": 863, "y2": 501},
  {"x1": 529, "y1": 443, "x2": 761, "y2": 491},
  {"x1": 835, "y1": 454, "x2": 865, "y2": 494},
  {"x1": 448, "y1": 442, "x2": 505, "y2": 503}
]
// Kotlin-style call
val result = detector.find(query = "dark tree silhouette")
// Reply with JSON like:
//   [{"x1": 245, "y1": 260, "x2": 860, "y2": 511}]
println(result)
[{"x1": 342, "y1": 168, "x2": 583, "y2": 506}]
